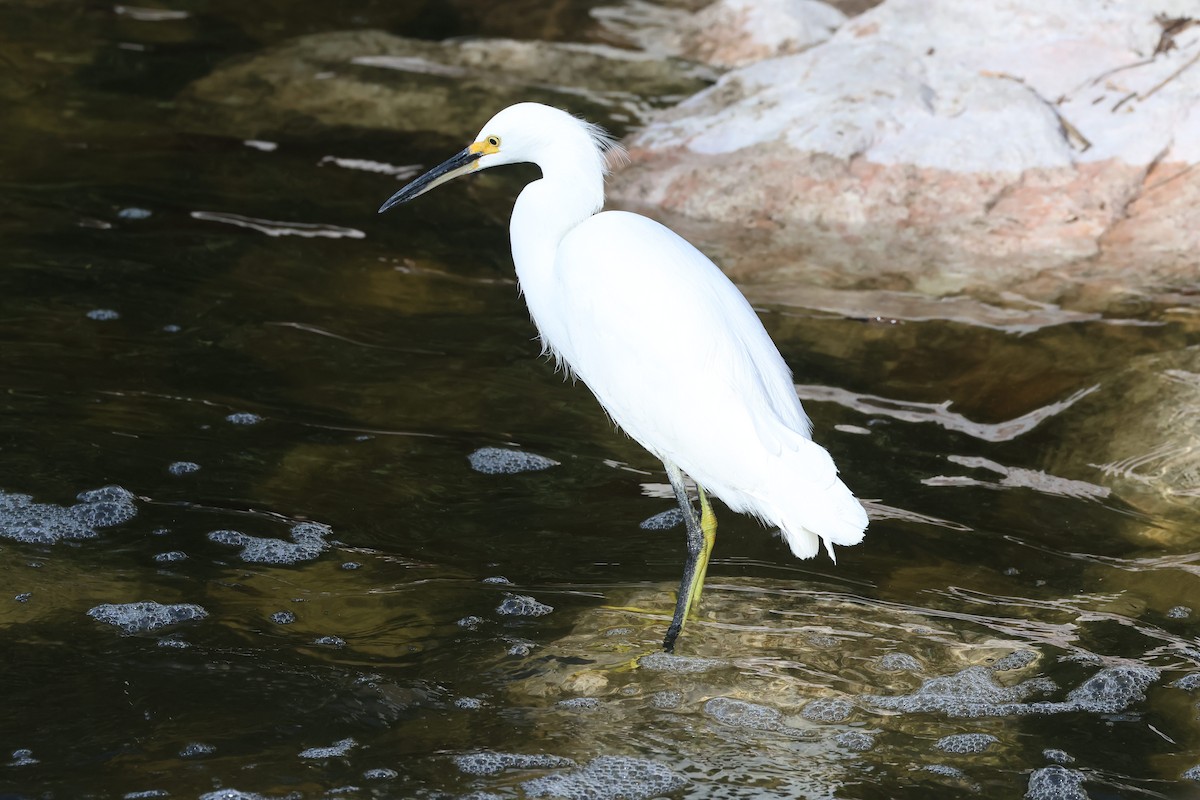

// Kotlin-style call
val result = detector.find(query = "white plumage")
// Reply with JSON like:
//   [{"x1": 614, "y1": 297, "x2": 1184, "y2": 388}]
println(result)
[{"x1": 380, "y1": 102, "x2": 867, "y2": 650}]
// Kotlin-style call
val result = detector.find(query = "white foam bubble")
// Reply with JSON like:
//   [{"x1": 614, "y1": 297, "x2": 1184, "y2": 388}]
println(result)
[
  {"x1": 1, "y1": 485, "x2": 137, "y2": 544},
  {"x1": 522, "y1": 755, "x2": 685, "y2": 799},
  {"x1": 468, "y1": 447, "x2": 558, "y2": 474},
  {"x1": 496, "y1": 594, "x2": 553, "y2": 617},
  {"x1": 835, "y1": 731, "x2": 875, "y2": 751},
  {"x1": 453, "y1": 751, "x2": 575, "y2": 776},
  {"x1": 208, "y1": 521, "x2": 331, "y2": 564},
  {"x1": 1025, "y1": 765, "x2": 1087, "y2": 800},
  {"x1": 8, "y1": 748, "x2": 37, "y2": 766},
  {"x1": 639, "y1": 508, "x2": 683, "y2": 530},
  {"x1": 179, "y1": 742, "x2": 215, "y2": 758},
  {"x1": 876, "y1": 653, "x2": 923, "y2": 673},
  {"x1": 801, "y1": 698, "x2": 853, "y2": 723},
  {"x1": 639, "y1": 652, "x2": 725, "y2": 673},
  {"x1": 864, "y1": 666, "x2": 1056, "y2": 718},
  {"x1": 936, "y1": 733, "x2": 998, "y2": 754},
  {"x1": 299, "y1": 737, "x2": 356, "y2": 758},
  {"x1": 88, "y1": 602, "x2": 207, "y2": 634},
  {"x1": 704, "y1": 697, "x2": 781, "y2": 730}
]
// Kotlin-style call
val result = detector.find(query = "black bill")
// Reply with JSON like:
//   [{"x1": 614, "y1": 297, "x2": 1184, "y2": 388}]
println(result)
[{"x1": 378, "y1": 147, "x2": 483, "y2": 213}]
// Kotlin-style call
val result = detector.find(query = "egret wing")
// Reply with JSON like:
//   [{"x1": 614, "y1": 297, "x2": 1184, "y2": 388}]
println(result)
[{"x1": 553, "y1": 211, "x2": 815, "y2": 482}]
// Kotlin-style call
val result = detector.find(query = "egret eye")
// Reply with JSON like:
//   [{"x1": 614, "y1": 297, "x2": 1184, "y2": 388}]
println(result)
[{"x1": 486, "y1": 135, "x2": 501, "y2": 148}]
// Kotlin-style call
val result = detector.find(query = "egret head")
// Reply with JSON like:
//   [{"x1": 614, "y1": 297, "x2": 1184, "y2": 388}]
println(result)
[{"x1": 378, "y1": 103, "x2": 620, "y2": 213}]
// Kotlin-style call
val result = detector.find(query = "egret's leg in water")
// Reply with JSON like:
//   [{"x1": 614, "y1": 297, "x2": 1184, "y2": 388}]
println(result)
[
  {"x1": 685, "y1": 486, "x2": 717, "y2": 623},
  {"x1": 662, "y1": 463, "x2": 717, "y2": 653}
]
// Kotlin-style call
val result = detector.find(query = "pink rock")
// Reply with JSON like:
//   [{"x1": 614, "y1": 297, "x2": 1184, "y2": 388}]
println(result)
[
  {"x1": 682, "y1": 0, "x2": 847, "y2": 67},
  {"x1": 608, "y1": 0, "x2": 1200, "y2": 310}
]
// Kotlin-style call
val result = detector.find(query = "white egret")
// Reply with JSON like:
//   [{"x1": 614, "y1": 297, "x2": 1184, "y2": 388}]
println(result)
[{"x1": 379, "y1": 102, "x2": 867, "y2": 652}]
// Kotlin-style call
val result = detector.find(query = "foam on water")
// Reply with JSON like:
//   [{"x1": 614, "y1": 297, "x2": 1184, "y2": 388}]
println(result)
[
  {"x1": 557, "y1": 697, "x2": 600, "y2": 710},
  {"x1": 936, "y1": 733, "x2": 999, "y2": 753},
  {"x1": 991, "y1": 651, "x2": 1038, "y2": 671},
  {"x1": 313, "y1": 635, "x2": 346, "y2": 648},
  {"x1": 87, "y1": 601, "x2": 208, "y2": 634},
  {"x1": 1, "y1": 485, "x2": 137, "y2": 544},
  {"x1": 154, "y1": 551, "x2": 187, "y2": 563},
  {"x1": 1184, "y1": 765, "x2": 1200, "y2": 780},
  {"x1": 639, "y1": 508, "x2": 683, "y2": 530},
  {"x1": 363, "y1": 768, "x2": 398, "y2": 780},
  {"x1": 1043, "y1": 749, "x2": 1075, "y2": 764},
  {"x1": 835, "y1": 731, "x2": 875, "y2": 751},
  {"x1": 639, "y1": 652, "x2": 725, "y2": 673},
  {"x1": 226, "y1": 412, "x2": 263, "y2": 425},
  {"x1": 179, "y1": 742, "x2": 215, "y2": 758},
  {"x1": 198, "y1": 791, "x2": 268, "y2": 800},
  {"x1": 522, "y1": 756, "x2": 685, "y2": 800},
  {"x1": 124, "y1": 790, "x2": 169, "y2": 799},
  {"x1": 869, "y1": 664, "x2": 1160, "y2": 719},
  {"x1": 704, "y1": 697, "x2": 782, "y2": 731},
  {"x1": 468, "y1": 447, "x2": 559, "y2": 474},
  {"x1": 876, "y1": 653, "x2": 923, "y2": 672},
  {"x1": 1025, "y1": 766, "x2": 1088, "y2": 800},
  {"x1": 86, "y1": 308, "x2": 120, "y2": 320},
  {"x1": 299, "y1": 737, "x2": 356, "y2": 758},
  {"x1": 496, "y1": 593, "x2": 553, "y2": 617},
  {"x1": 208, "y1": 521, "x2": 331, "y2": 564},
  {"x1": 167, "y1": 461, "x2": 200, "y2": 476},
  {"x1": 453, "y1": 751, "x2": 576, "y2": 776},
  {"x1": 1167, "y1": 605, "x2": 1192, "y2": 619},
  {"x1": 1062, "y1": 665, "x2": 1158, "y2": 713},
  {"x1": 651, "y1": 690, "x2": 682, "y2": 709},
  {"x1": 9, "y1": 748, "x2": 38, "y2": 766},
  {"x1": 270, "y1": 610, "x2": 296, "y2": 624},
  {"x1": 864, "y1": 666, "x2": 1056, "y2": 717},
  {"x1": 801, "y1": 698, "x2": 853, "y2": 723},
  {"x1": 1173, "y1": 673, "x2": 1200, "y2": 690}
]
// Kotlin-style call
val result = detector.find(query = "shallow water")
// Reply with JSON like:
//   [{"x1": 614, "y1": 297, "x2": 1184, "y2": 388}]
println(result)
[{"x1": 3, "y1": 2, "x2": 1200, "y2": 799}]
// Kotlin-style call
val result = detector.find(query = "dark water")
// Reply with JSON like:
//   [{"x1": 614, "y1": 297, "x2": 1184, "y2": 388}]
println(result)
[{"x1": 3, "y1": 2, "x2": 1200, "y2": 799}]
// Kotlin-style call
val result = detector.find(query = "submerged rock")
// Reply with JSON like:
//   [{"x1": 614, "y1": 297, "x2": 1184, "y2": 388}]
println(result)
[
  {"x1": 1044, "y1": 347, "x2": 1200, "y2": 523},
  {"x1": 180, "y1": 29, "x2": 714, "y2": 140}
]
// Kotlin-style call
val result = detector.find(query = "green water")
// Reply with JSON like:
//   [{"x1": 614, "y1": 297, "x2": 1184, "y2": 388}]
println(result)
[{"x1": 3, "y1": 2, "x2": 1200, "y2": 798}]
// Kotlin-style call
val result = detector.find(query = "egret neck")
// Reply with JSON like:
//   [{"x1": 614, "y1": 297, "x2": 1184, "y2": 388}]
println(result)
[{"x1": 509, "y1": 138, "x2": 606, "y2": 365}]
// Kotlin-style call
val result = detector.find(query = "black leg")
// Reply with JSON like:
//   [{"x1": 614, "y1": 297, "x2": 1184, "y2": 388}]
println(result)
[{"x1": 662, "y1": 462, "x2": 703, "y2": 653}]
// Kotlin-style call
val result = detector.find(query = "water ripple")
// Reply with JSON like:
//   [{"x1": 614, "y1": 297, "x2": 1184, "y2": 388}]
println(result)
[
  {"x1": 191, "y1": 211, "x2": 365, "y2": 239},
  {"x1": 795, "y1": 384, "x2": 1098, "y2": 442}
]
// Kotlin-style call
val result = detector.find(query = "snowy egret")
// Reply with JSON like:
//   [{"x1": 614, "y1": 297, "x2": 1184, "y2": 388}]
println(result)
[{"x1": 379, "y1": 102, "x2": 867, "y2": 652}]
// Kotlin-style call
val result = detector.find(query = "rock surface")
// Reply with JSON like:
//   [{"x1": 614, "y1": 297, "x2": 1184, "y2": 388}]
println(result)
[
  {"x1": 608, "y1": 0, "x2": 1200, "y2": 311},
  {"x1": 595, "y1": 0, "x2": 848, "y2": 67}
]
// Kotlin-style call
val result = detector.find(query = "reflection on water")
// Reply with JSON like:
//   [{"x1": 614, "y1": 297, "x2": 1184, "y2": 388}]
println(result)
[{"x1": 2, "y1": 1, "x2": 1200, "y2": 798}]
